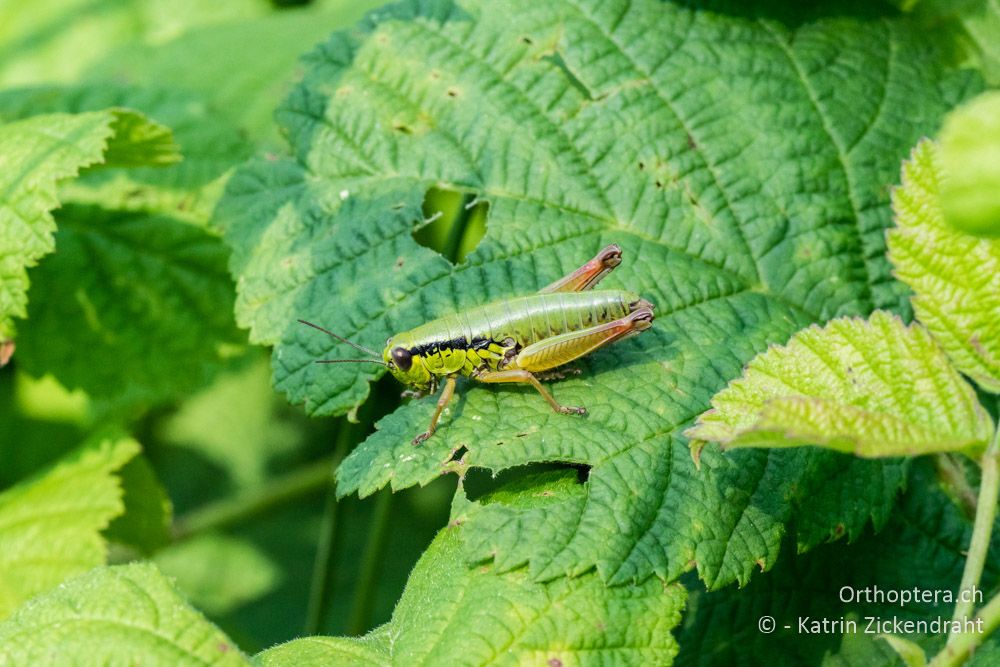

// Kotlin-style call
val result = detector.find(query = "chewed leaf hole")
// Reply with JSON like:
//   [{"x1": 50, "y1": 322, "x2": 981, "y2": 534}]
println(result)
[
  {"x1": 462, "y1": 463, "x2": 588, "y2": 504},
  {"x1": 413, "y1": 187, "x2": 488, "y2": 264}
]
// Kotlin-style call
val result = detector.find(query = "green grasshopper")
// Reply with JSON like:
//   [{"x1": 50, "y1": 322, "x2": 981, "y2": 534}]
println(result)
[{"x1": 300, "y1": 244, "x2": 654, "y2": 444}]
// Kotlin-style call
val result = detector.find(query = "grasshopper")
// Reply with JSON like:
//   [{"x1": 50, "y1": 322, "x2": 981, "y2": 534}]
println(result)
[{"x1": 301, "y1": 244, "x2": 654, "y2": 444}]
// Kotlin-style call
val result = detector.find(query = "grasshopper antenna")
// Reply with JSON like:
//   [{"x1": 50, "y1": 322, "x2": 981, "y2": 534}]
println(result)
[
  {"x1": 315, "y1": 358, "x2": 386, "y2": 365},
  {"x1": 298, "y1": 319, "x2": 380, "y2": 358}
]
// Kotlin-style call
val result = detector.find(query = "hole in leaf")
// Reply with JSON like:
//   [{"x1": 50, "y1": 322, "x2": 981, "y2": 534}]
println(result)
[
  {"x1": 462, "y1": 462, "x2": 589, "y2": 503},
  {"x1": 414, "y1": 187, "x2": 488, "y2": 263}
]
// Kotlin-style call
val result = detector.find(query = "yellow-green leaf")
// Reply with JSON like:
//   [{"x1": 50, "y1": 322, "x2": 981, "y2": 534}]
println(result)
[
  {"x1": 0, "y1": 436, "x2": 138, "y2": 619},
  {"x1": 888, "y1": 139, "x2": 1000, "y2": 391},
  {"x1": 0, "y1": 563, "x2": 248, "y2": 666},
  {"x1": 685, "y1": 311, "x2": 993, "y2": 458},
  {"x1": 0, "y1": 108, "x2": 178, "y2": 339}
]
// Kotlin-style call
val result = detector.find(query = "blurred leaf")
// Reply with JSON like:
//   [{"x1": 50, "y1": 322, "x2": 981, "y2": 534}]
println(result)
[
  {"x1": 105, "y1": 454, "x2": 173, "y2": 554},
  {"x1": 0, "y1": 562, "x2": 248, "y2": 666},
  {"x1": 156, "y1": 355, "x2": 311, "y2": 491},
  {"x1": 0, "y1": 436, "x2": 137, "y2": 620},
  {"x1": 961, "y1": 0, "x2": 1000, "y2": 85},
  {"x1": 0, "y1": 107, "x2": 177, "y2": 339},
  {"x1": 258, "y1": 508, "x2": 686, "y2": 666},
  {"x1": 11, "y1": 372, "x2": 89, "y2": 424},
  {"x1": 895, "y1": 0, "x2": 1000, "y2": 85},
  {"x1": 0, "y1": 84, "x2": 252, "y2": 225},
  {"x1": 685, "y1": 311, "x2": 993, "y2": 457},
  {"x1": 155, "y1": 533, "x2": 282, "y2": 616},
  {"x1": 0, "y1": 0, "x2": 271, "y2": 87},
  {"x1": 881, "y1": 635, "x2": 927, "y2": 667},
  {"x1": 257, "y1": 633, "x2": 390, "y2": 667},
  {"x1": 221, "y1": 0, "x2": 979, "y2": 589},
  {"x1": 937, "y1": 92, "x2": 1000, "y2": 237},
  {"x1": 87, "y1": 1, "x2": 388, "y2": 146},
  {"x1": 100, "y1": 105, "x2": 181, "y2": 167},
  {"x1": 16, "y1": 205, "x2": 245, "y2": 411},
  {"x1": 0, "y1": 371, "x2": 87, "y2": 488},
  {"x1": 888, "y1": 139, "x2": 1000, "y2": 392}
]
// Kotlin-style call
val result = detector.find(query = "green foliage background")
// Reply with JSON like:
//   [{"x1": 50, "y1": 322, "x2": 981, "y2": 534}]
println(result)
[{"x1": 0, "y1": 0, "x2": 998, "y2": 665}]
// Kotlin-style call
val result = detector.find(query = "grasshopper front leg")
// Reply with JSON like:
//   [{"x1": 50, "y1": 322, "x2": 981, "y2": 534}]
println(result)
[{"x1": 412, "y1": 375, "x2": 456, "y2": 445}]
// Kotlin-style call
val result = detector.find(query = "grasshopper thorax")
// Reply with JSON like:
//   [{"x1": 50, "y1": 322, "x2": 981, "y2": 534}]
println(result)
[{"x1": 383, "y1": 334, "x2": 433, "y2": 391}]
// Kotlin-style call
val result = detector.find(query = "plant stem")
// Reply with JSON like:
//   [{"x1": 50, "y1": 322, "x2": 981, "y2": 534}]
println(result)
[
  {"x1": 928, "y1": 428, "x2": 1000, "y2": 666},
  {"x1": 935, "y1": 454, "x2": 979, "y2": 519},
  {"x1": 172, "y1": 457, "x2": 334, "y2": 540},
  {"x1": 304, "y1": 424, "x2": 355, "y2": 635},
  {"x1": 929, "y1": 590, "x2": 1000, "y2": 667},
  {"x1": 347, "y1": 488, "x2": 394, "y2": 636},
  {"x1": 951, "y1": 433, "x2": 1000, "y2": 628}
]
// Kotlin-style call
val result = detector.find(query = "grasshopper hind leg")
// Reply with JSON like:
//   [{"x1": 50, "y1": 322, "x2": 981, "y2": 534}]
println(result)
[
  {"x1": 474, "y1": 369, "x2": 587, "y2": 416},
  {"x1": 476, "y1": 306, "x2": 654, "y2": 416},
  {"x1": 539, "y1": 243, "x2": 622, "y2": 293}
]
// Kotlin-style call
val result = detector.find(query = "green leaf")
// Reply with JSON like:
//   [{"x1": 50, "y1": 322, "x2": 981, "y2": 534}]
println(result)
[
  {"x1": 0, "y1": 436, "x2": 138, "y2": 620},
  {"x1": 0, "y1": 85, "x2": 249, "y2": 409},
  {"x1": 881, "y1": 634, "x2": 927, "y2": 667},
  {"x1": 0, "y1": 84, "x2": 252, "y2": 225},
  {"x1": 894, "y1": 0, "x2": 1000, "y2": 87},
  {"x1": 86, "y1": 1, "x2": 389, "y2": 146},
  {"x1": 0, "y1": 563, "x2": 248, "y2": 666},
  {"x1": 154, "y1": 533, "x2": 282, "y2": 615},
  {"x1": 105, "y1": 454, "x2": 173, "y2": 555},
  {"x1": 100, "y1": 107, "x2": 181, "y2": 168},
  {"x1": 0, "y1": 0, "x2": 272, "y2": 88},
  {"x1": 961, "y1": 0, "x2": 1000, "y2": 86},
  {"x1": 685, "y1": 311, "x2": 993, "y2": 457},
  {"x1": 155, "y1": 355, "x2": 315, "y2": 492},
  {"x1": 937, "y1": 91, "x2": 1000, "y2": 237},
  {"x1": 0, "y1": 108, "x2": 177, "y2": 339},
  {"x1": 256, "y1": 633, "x2": 390, "y2": 667},
  {"x1": 676, "y1": 460, "x2": 1000, "y2": 666},
  {"x1": 888, "y1": 139, "x2": 1000, "y2": 392},
  {"x1": 257, "y1": 510, "x2": 686, "y2": 667},
  {"x1": 14, "y1": 205, "x2": 245, "y2": 411},
  {"x1": 220, "y1": 0, "x2": 977, "y2": 587}
]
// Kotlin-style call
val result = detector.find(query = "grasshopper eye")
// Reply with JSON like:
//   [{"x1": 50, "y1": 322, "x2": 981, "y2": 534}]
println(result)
[{"x1": 391, "y1": 347, "x2": 412, "y2": 372}]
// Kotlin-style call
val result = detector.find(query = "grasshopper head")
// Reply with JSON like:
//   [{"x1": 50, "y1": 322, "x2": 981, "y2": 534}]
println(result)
[{"x1": 382, "y1": 334, "x2": 432, "y2": 391}]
